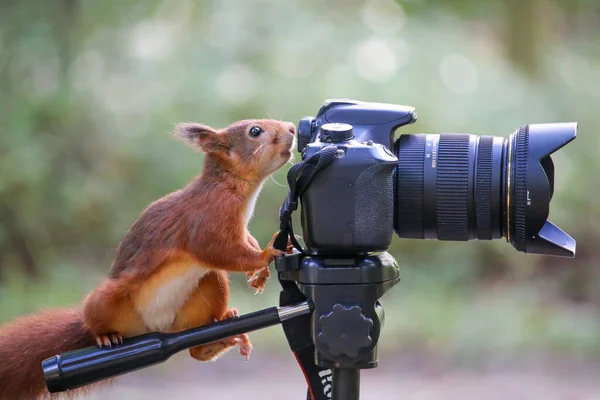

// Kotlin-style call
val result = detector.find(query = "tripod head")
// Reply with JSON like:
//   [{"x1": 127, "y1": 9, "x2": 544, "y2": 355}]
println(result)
[
  {"x1": 275, "y1": 252, "x2": 399, "y2": 369},
  {"x1": 274, "y1": 251, "x2": 400, "y2": 400}
]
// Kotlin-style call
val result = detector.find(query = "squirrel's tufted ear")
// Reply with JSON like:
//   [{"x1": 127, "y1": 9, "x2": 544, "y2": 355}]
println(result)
[{"x1": 173, "y1": 123, "x2": 228, "y2": 153}]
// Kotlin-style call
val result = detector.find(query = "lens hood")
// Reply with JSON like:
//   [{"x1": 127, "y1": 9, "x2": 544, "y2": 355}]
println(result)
[{"x1": 507, "y1": 122, "x2": 577, "y2": 257}]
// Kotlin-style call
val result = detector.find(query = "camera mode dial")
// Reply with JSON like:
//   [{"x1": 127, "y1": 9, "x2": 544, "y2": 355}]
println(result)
[{"x1": 319, "y1": 123, "x2": 354, "y2": 143}]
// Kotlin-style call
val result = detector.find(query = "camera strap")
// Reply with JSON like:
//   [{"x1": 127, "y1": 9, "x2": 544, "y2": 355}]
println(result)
[
  {"x1": 274, "y1": 145, "x2": 338, "y2": 400},
  {"x1": 274, "y1": 145, "x2": 338, "y2": 253}
]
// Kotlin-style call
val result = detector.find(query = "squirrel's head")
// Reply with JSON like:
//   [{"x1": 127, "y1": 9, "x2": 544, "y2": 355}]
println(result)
[{"x1": 174, "y1": 119, "x2": 296, "y2": 182}]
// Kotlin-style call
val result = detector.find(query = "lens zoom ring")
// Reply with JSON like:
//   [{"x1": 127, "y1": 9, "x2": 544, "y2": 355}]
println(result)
[
  {"x1": 437, "y1": 134, "x2": 470, "y2": 240},
  {"x1": 475, "y1": 137, "x2": 493, "y2": 240},
  {"x1": 395, "y1": 135, "x2": 425, "y2": 238},
  {"x1": 513, "y1": 126, "x2": 529, "y2": 251}
]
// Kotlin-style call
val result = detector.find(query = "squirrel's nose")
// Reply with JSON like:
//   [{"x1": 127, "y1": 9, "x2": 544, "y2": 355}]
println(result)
[{"x1": 286, "y1": 123, "x2": 296, "y2": 135}]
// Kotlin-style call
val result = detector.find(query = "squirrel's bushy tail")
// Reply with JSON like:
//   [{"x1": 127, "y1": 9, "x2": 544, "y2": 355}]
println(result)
[{"x1": 0, "y1": 307, "x2": 96, "y2": 399}]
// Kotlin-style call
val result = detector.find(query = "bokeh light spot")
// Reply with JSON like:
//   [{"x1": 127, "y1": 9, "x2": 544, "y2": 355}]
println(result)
[
  {"x1": 361, "y1": 0, "x2": 406, "y2": 35},
  {"x1": 129, "y1": 20, "x2": 176, "y2": 60},
  {"x1": 214, "y1": 64, "x2": 261, "y2": 105},
  {"x1": 353, "y1": 38, "x2": 398, "y2": 83},
  {"x1": 439, "y1": 53, "x2": 479, "y2": 94}
]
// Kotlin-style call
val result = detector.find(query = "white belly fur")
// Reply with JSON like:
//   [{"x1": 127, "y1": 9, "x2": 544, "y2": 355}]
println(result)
[
  {"x1": 245, "y1": 180, "x2": 265, "y2": 226},
  {"x1": 138, "y1": 265, "x2": 209, "y2": 331}
]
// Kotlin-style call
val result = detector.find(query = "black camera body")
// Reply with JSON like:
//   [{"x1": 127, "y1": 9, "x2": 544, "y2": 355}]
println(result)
[
  {"x1": 297, "y1": 99, "x2": 577, "y2": 258},
  {"x1": 300, "y1": 136, "x2": 396, "y2": 255},
  {"x1": 298, "y1": 100, "x2": 416, "y2": 256}
]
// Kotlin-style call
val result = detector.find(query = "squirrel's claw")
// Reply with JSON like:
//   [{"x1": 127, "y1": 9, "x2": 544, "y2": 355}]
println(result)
[
  {"x1": 248, "y1": 267, "x2": 269, "y2": 294},
  {"x1": 220, "y1": 309, "x2": 252, "y2": 361},
  {"x1": 254, "y1": 287, "x2": 265, "y2": 295},
  {"x1": 224, "y1": 308, "x2": 239, "y2": 319},
  {"x1": 234, "y1": 334, "x2": 252, "y2": 361},
  {"x1": 110, "y1": 333, "x2": 123, "y2": 345},
  {"x1": 96, "y1": 333, "x2": 123, "y2": 348},
  {"x1": 99, "y1": 335, "x2": 112, "y2": 348}
]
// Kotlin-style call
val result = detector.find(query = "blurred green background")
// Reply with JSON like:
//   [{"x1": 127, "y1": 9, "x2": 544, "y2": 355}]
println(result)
[{"x1": 1, "y1": 0, "x2": 600, "y2": 398}]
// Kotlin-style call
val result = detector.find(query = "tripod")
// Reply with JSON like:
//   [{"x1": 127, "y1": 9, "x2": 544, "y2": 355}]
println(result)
[
  {"x1": 42, "y1": 251, "x2": 400, "y2": 400},
  {"x1": 275, "y1": 250, "x2": 400, "y2": 400}
]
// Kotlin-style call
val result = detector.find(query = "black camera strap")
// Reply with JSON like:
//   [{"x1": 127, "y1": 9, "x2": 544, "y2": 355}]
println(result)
[
  {"x1": 274, "y1": 145, "x2": 338, "y2": 253},
  {"x1": 274, "y1": 145, "x2": 338, "y2": 400}
]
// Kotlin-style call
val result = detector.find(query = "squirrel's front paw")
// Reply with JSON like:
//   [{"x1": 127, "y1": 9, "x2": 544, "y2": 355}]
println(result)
[
  {"x1": 247, "y1": 267, "x2": 270, "y2": 294},
  {"x1": 265, "y1": 248, "x2": 285, "y2": 264},
  {"x1": 261, "y1": 232, "x2": 285, "y2": 261},
  {"x1": 95, "y1": 332, "x2": 123, "y2": 347}
]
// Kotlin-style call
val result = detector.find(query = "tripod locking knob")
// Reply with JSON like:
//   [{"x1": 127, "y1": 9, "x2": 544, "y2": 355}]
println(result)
[{"x1": 317, "y1": 304, "x2": 373, "y2": 360}]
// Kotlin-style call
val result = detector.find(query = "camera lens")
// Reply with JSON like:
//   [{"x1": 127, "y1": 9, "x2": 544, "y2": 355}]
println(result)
[
  {"x1": 393, "y1": 123, "x2": 577, "y2": 256},
  {"x1": 394, "y1": 133, "x2": 505, "y2": 241}
]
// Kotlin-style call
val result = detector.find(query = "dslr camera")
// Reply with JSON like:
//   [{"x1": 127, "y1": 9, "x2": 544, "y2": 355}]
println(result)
[{"x1": 296, "y1": 99, "x2": 577, "y2": 258}]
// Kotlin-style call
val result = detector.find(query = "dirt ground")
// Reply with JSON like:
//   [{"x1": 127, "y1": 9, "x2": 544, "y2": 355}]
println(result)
[{"x1": 81, "y1": 349, "x2": 600, "y2": 400}]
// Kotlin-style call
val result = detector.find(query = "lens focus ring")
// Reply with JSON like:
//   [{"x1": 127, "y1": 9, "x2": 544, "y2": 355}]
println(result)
[
  {"x1": 436, "y1": 134, "x2": 470, "y2": 240},
  {"x1": 512, "y1": 126, "x2": 529, "y2": 251},
  {"x1": 475, "y1": 137, "x2": 494, "y2": 240}
]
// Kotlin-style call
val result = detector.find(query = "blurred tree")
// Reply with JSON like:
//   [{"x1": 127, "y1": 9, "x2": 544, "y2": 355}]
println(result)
[
  {"x1": 0, "y1": 0, "x2": 108, "y2": 277},
  {"x1": 502, "y1": 0, "x2": 549, "y2": 78},
  {"x1": 398, "y1": 0, "x2": 600, "y2": 78}
]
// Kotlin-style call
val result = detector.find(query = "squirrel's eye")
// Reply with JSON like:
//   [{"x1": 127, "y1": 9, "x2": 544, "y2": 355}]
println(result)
[{"x1": 249, "y1": 126, "x2": 263, "y2": 137}]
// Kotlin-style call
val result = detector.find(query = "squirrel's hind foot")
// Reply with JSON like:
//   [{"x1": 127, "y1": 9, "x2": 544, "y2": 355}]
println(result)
[
  {"x1": 189, "y1": 333, "x2": 252, "y2": 362},
  {"x1": 228, "y1": 334, "x2": 252, "y2": 361},
  {"x1": 95, "y1": 332, "x2": 123, "y2": 347},
  {"x1": 221, "y1": 308, "x2": 252, "y2": 360}
]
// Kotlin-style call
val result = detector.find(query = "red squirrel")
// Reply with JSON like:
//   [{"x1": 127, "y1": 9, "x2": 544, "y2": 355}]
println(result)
[{"x1": 0, "y1": 118, "x2": 296, "y2": 399}]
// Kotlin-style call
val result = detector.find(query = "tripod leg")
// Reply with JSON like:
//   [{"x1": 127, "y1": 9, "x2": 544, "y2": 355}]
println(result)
[{"x1": 332, "y1": 368, "x2": 360, "y2": 400}]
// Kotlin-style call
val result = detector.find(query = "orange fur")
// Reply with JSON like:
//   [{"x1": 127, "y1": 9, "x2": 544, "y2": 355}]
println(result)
[
  {"x1": 0, "y1": 308, "x2": 98, "y2": 400},
  {"x1": 0, "y1": 119, "x2": 296, "y2": 399},
  {"x1": 171, "y1": 270, "x2": 230, "y2": 331}
]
